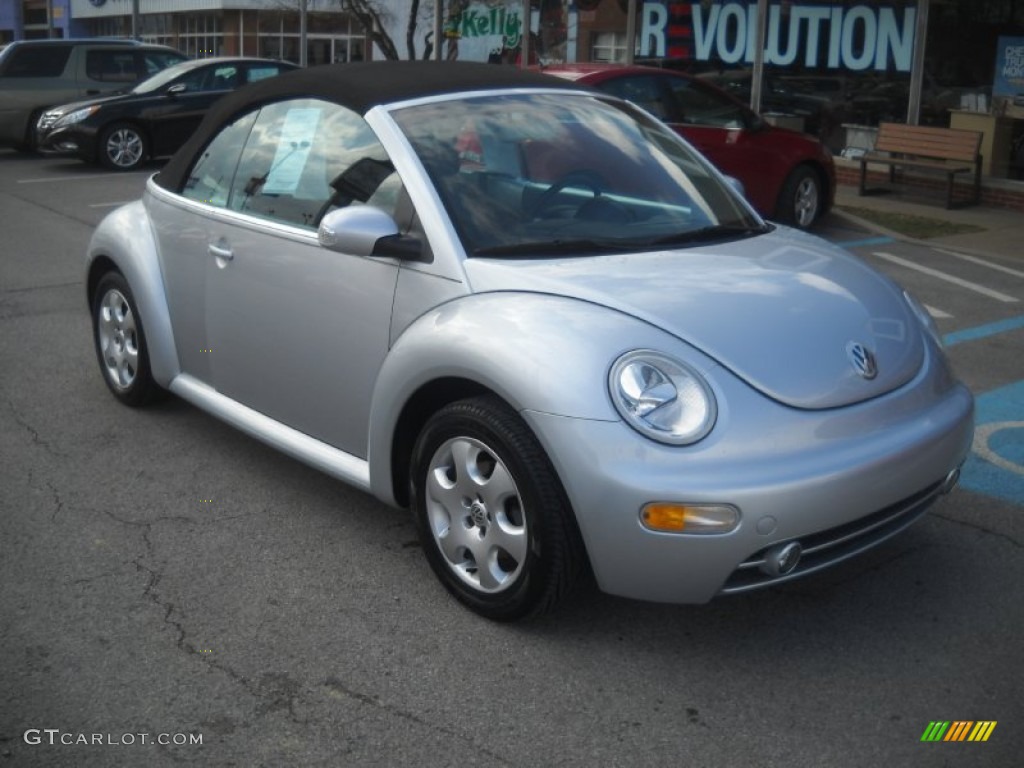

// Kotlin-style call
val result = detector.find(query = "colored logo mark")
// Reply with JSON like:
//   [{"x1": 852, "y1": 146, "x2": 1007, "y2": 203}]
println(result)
[{"x1": 920, "y1": 721, "x2": 997, "y2": 742}]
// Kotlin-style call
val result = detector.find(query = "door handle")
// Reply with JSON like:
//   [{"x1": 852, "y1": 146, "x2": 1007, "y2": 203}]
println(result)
[
  {"x1": 85, "y1": 89, "x2": 101, "y2": 96},
  {"x1": 208, "y1": 243, "x2": 234, "y2": 261}
]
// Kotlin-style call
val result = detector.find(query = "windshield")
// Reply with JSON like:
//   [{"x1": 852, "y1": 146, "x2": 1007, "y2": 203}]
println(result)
[
  {"x1": 131, "y1": 59, "x2": 203, "y2": 95},
  {"x1": 389, "y1": 92, "x2": 762, "y2": 257}
]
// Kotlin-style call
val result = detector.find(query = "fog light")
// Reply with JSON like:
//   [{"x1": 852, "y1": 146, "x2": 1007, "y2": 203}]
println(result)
[
  {"x1": 760, "y1": 541, "x2": 802, "y2": 576},
  {"x1": 640, "y1": 503, "x2": 739, "y2": 534}
]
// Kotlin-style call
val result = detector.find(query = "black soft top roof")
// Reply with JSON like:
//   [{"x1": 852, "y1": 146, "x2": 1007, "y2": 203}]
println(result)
[{"x1": 157, "y1": 61, "x2": 586, "y2": 192}]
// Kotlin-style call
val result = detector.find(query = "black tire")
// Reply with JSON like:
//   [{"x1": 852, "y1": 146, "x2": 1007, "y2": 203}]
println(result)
[
  {"x1": 98, "y1": 122, "x2": 148, "y2": 171},
  {"x1": 410, "y1": 396, "x2": 585, "y2": 621},
  {"x1": 91, "y1": 272, "x2": 163, "y2": 406},
  {"x1": 775, "y1": 165, "x2": 822, "y2": 230}
]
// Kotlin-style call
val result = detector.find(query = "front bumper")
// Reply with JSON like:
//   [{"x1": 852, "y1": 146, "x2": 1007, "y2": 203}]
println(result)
[
  {"x1": 522, "y1": 343, "x2": 974, "y2": 604},
  {"x1": 35, "y1": 125, "x2": 94, "y2": 159}
]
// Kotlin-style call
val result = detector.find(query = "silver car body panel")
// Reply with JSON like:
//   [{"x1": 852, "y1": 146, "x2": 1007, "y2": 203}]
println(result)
[
  {"x1": 85, "y1": 85, "x2": 975, "y2": 604},
  {"x1": 87, "y1": 199, "x2": 181, "y2": 387},
  {"x1": 462, "y1": 229, "x2": 923, "y2": 410}
]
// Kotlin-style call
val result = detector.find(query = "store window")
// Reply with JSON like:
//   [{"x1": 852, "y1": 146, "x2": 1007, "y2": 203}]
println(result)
[{"x1": 591, "y1": 31, "x2": 626, "y2": 63}]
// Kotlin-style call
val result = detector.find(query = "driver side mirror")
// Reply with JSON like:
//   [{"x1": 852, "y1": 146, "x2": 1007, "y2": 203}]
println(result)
[
  {"x1": 167, "y1": 83, "x2": 187, "y2": 96},
  {"x1": 317, "y1": 206, "x2": 421, "y2": 259}
]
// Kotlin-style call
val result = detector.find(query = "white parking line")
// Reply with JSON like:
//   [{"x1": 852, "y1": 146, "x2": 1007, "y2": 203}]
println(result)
[
  {"x1": 873, "y1": 252, "x2": 1019, "y2": 303},
  {"x1": 88, "y1": 201, "x2": 132, "y2": 209},
  {"x1": 17, "y1": 173, "x2": 147, "y2": 184},
  {"x1": 934, "y1": 248, "x2": 1024, "y2": 280},
  {"x1": 925, "y1": 305, "x2": 952, "y2": 319}
]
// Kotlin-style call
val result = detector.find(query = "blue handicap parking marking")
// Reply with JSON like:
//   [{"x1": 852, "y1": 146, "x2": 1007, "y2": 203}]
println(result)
[{"x1": 961, "y1": 380, "x2": 1024, "y2": 506}]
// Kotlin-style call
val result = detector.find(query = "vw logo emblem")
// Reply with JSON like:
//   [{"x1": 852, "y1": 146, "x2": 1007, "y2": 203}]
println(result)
[{"x1": 846, "y1": 341, "x2": 877, "y2": 379}]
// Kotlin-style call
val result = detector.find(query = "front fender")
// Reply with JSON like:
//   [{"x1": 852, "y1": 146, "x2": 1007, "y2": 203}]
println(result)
[
  {"x1": 366, "y1": 291, "x2": 719, "y2": 504},
  {"x1": 86, "y1": 198, "x2": 179, "y2": 387}
]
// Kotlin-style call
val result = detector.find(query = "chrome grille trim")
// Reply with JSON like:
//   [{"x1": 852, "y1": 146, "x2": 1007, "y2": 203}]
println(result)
[{"x1": 720, "y1": 479, "x2": 945, "y2": 595}]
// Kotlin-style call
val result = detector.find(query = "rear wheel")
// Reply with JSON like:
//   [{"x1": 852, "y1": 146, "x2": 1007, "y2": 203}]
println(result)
[
  {"x1": 91, "y1": 272, "x2": 162, "y2": 406},
  {"x1": 776, "y1": 165, "x2": 822, "y2": 230},
  {"x1": 410, "y1": 396, "x2": 584, "y2": 621},
  {"x1": 98, "y1": 123, "x2": 148, "y2": 171}
]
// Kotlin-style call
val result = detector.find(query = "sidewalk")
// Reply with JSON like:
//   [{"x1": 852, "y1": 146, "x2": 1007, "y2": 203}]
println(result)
[{"x1": 830, "y1": 183, "x2": 1023, "y2": 262}]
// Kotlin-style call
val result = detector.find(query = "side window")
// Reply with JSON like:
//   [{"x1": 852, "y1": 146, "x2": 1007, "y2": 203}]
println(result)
[
  {"x1": 227, "y1": 99, "x2": 398, "y2": 230},
  {"x1": 668, "y1": 79, "x2": 750, "y2": 129},
  {"x1": 204, "y1": 65, "x2": 241, "y2": 91},
  {"x1": 246, "y1": 65, "x2": 288, "y2": 83},
  {"x1": 0, "y1": 45, "x2": 71, "y2": 78},
  {"x1": 86, "y1": 50, "x2": 143, "y2": 83},
  {"x1": 182, "y1": 110, "x2": 259, "y2": 207},
  {"x1": 596, "y1": 76, "x2": 671, "y2": 120}
]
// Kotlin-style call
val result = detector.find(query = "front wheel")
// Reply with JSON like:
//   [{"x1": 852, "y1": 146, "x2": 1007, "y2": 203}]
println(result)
[
  {"x1": 91, "y1": 272, "x2": 162, "y2": 406},
  {"x1": 776, "y1": 165, "x2": 822, "y2": 230},
  {"x1": 410, "y1": 396, "x2": 584, "y2": 621},
  {"x1": 98, "y1": 123, "x2": 148, "y2": 171}
]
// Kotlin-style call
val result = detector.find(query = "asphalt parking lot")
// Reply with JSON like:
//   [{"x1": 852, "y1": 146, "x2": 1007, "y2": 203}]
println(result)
[{"x1": 2, "y1": 151, "x2": 1021, "y2": 767}]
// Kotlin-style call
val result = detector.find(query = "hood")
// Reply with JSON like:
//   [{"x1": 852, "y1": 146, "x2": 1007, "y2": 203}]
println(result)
[
  {"x1": 45, "y1": 91, "x2": 134, "y2": 116},
  {"x1": 463, "y1": 228, "x2": 925, "y2": 410}
]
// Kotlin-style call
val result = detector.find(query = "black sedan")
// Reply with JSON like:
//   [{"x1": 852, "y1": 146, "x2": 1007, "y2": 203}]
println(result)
[{"x1": 36, "y1": 57, "x2": 298, "y2": 171}]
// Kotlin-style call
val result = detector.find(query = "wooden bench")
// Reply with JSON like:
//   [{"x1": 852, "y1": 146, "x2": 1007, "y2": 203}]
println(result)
[{"x1": 858, "y1": 122, "x2": 982, "y2": 208}]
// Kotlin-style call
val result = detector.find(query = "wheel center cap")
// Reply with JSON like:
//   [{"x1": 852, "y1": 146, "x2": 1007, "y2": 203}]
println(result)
[{"x1": 469, "y1": 500, "x2": 488, "y2": 527}]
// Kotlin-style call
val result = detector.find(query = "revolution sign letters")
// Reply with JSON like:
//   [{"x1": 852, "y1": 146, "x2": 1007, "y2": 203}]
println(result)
[{"x1": 640, "y1": 2, "x2": 918, "y2": 73}]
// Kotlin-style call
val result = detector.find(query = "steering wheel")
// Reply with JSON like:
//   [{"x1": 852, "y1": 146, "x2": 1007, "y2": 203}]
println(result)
[{"x1": 526, "y1": 172, "x2": 604, "y2": 220}]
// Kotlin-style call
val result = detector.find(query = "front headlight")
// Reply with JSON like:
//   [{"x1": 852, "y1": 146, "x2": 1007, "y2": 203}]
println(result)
[
  {"x1": 903, "y1": 289, "x2": 942, "y2": 346},
  {"x1": 56, "y1": 106, "x2": 99, "y2": 127},
  {"x1": 608, "y1": 350, "x2": 717, "y2": 445}
]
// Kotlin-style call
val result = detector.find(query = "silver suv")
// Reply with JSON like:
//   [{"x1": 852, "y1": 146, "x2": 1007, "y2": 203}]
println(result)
[{"x1": 0, "y1": 39, "x2": 186, "y2": 150}]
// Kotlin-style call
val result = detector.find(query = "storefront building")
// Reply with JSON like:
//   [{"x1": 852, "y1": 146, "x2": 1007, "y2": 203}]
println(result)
[
  {"x1": 43, "y1": 1, "x2": 370, "y2": 63},
  {"x1": 3, "y1": 0, "x2": 1023, "y2": 205}
]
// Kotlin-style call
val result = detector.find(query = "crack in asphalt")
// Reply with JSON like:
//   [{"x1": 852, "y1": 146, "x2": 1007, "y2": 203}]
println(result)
[
  {"x1": 7, "y1": 399, "x2": 70, "y2": 459},
  {"x1": 46, "y1": 479, "x2": 63, "y2": 523},
  {"x1": 931, "y1": 512, "x2": 1023, "y2": 549},
  {"x1": 319, "y1": 677, "x2": 515, "y2": 766},
  {"x1": 95, "y1": 509, "x2": 513, "y2": 762}
]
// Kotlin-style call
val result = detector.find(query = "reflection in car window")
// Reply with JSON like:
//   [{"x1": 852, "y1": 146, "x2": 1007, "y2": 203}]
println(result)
[
  {"x1": 182, "y1": 111, "x2": 258, "y2": 207},
  {"x1": 666, "y1": 78, "x2": 749, "y2": 129},
  {"x1": 390, "y1": 93, "x2": 757, "y2": 256},
  {"x1": 227, "y1": 98, "x2": 397, "y2": 230}
]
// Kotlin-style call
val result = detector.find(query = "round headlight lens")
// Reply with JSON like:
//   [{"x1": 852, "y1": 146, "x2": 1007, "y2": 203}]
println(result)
[{"x1": 609, "y1": 350, "x2": 716, "y2": 445}]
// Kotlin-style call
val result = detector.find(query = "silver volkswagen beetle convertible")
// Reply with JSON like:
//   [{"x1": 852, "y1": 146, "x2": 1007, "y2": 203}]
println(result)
[{"x1": 87, "y1": 62, "x2": 974, "y2": 620}]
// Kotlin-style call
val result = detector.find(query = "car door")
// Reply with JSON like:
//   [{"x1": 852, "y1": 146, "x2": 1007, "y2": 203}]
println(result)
[
  {"x1": 202, "y1": 98, "x2": 402, "y2": 457},
  {"x1": 145, "y1": 64, "x2": 234, "y2": 156}
]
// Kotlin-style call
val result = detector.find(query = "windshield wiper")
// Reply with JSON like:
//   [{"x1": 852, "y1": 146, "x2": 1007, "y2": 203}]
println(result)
[
  {"x1": 646, "y1": 223, "x2": 770, "y2": 247},
  {"x1": 472, "y1": 239, "x2": 632, "y2": 257}
]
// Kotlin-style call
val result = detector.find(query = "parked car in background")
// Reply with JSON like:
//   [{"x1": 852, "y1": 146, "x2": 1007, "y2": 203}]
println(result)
[
  {"x1": 542, "y1": 64, "x2": 835, "y2": 229},
  {"x1": 37, "y1": 57, "x2": 299, "y2": 170},
  {"x1": 86, "y1": 62, "x2": 971, "y2": 620},
  {"x1": 0, "y1": 39, "x2": 185, "y2": 150}
]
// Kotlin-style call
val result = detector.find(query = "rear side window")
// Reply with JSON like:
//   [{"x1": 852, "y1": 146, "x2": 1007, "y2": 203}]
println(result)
[
  {"x1": 86, "y1": 50, "x2": 143, "y2": 83},
  {"x1": 0, "y1": 45, "x2": 72, "y2": 78}
]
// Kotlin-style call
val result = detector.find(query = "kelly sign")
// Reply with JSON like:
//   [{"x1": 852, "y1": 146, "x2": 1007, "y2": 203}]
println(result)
[{"x1": 640, "y1": 2, "x2": 918, "y2": 72}]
